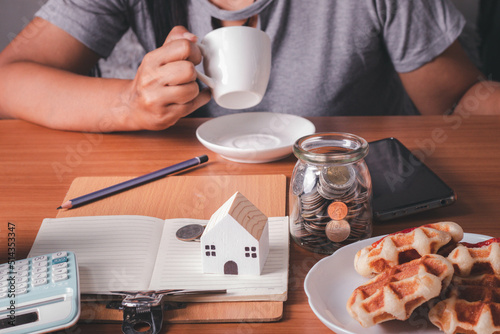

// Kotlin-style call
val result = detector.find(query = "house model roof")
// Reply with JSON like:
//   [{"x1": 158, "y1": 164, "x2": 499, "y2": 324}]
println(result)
[{"x1": 204, "y1": 192, "x2": 268, "y2": 241}]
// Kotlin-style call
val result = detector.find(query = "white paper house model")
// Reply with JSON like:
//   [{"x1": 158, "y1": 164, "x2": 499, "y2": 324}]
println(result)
[{"x1": 201, "y1": 192, "x2": 269, "y2": 275}]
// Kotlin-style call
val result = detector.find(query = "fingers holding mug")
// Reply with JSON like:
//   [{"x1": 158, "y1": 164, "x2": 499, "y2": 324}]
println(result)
[
  {"x1": 162, "y1": 26, "x2": 202, "y2": 65},
  {"x1": 155, "y1": 60, "x2": 199, "y2": 86},
  {"x1": 164, "y1": 25, "x2": 198, "y2": 44}
]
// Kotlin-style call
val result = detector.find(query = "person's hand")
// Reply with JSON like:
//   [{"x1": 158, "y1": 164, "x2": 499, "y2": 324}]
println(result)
[{"x1": 124, "y1": 26, "x2": 211, "y2": 130}]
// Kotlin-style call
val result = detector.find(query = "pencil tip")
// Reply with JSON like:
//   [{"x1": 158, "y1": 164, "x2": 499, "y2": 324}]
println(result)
[{"x1": 57, "y1": 201, "x2": 73, "y2": 210}]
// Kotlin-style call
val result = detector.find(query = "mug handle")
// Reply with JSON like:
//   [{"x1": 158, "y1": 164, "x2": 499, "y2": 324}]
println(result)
[{"x1": 195, "y1": 43, "x2": 214, "y2": 89}]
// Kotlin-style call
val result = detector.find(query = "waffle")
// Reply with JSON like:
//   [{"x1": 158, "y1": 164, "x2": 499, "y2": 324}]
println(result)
[
  {"x1": 347, "y1": 254, "x2": 454, "y2": 327},
  {"x1": 429, "y1": 274, "x2": 500, "y2": 334},
  {"x1": 354, "y1": 222, "x2": 463, "y2": 277},
  {"x1": 447, "y1": 238, "x2": 500, "y2": 276}
]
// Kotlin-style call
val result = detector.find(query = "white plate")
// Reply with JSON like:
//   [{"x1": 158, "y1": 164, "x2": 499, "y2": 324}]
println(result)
[
  {"x1": 196, "y1": 112, "x2": 316, "y2": 163},
  {"x1": 304, "y1": 232, "x2": 493, "y2": 334}
]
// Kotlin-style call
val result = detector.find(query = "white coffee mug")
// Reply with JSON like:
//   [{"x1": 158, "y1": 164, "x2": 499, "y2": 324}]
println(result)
[{"x1": 197, "y1": 26, "x2": 271, "y2": 109}]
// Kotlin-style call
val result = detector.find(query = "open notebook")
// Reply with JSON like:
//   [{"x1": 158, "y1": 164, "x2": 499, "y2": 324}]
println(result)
[{"x1": 28, "y1": 215, "x2": 289, "y2": 302}]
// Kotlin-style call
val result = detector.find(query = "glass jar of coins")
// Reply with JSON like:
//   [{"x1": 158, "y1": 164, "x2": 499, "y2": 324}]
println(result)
[{"x1": 290, "y1": 132, "x2": 373, "y2": 254}]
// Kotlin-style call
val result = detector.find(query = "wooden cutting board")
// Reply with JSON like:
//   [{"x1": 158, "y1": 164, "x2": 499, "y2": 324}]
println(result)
[{"x1": 56, "y1": 174, "x2": 287, "y2": 323}]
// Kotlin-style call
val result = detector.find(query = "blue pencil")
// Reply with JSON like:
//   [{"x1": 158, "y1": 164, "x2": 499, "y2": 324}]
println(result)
[{"x1": 57, "y1": 155, "x2": 209, "y2": 209}]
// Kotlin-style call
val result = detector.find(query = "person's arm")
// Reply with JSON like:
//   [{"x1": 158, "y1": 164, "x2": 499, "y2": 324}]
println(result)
[
  {"x1": 399, "y1": 40, "x2": 500, "y2": 115},
  {"x1": 0, "y1": 19, "x2": 211, "y2": 132}
]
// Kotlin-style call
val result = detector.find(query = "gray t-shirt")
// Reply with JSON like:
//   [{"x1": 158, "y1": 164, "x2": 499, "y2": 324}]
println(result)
[{"x1": 36, "y1": 0, "x2": 466, "y2": 116}]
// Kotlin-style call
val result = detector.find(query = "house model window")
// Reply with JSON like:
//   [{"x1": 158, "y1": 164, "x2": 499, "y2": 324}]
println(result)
[
  {"x1": 200, "y1": 191, "x2": 270, "y2": 276},
  {"x1": 245, "y1": 247, "x2": 257, "y2": 258},
  {"x1": 205, "y1": 245, "x2": 216, "y2": 257}
]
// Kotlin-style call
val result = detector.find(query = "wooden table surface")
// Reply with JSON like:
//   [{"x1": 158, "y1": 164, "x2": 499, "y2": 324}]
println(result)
[{"x1": 1, "y1": 116, "x2": 500, "y2": 333}]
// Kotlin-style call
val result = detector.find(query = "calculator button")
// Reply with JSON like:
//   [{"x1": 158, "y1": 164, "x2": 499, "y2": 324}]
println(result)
[
  {"x1": 16, "y1": 277, "x2": 28, "y2": 283},
  {"x1": 33, "y1": 255, "x2": 48, "y2": 263},
  {"x1": 15, "y1": 259, "x2": 29, "y2": 266},
  {"x1": 16, "y1": 283, "x2": 28, "y2": 290},
  {"x1": 0, "y1": 269, "x2": 10, "y2": 275},
  {"x1": 15, "y1": 265, "x2": 29, "y2": 272},
  {"x1": 52, "y1": 251, "x2": 67, "y2": 259},
  {"x1": 33, "y1": 267, "x2": 47, "y2": 274},
  {"x1": 32, "y1": 272, "x2": 47, "y2": 280},
  {"x1": 0, "y1": 275, "x2": 8, "y2": 282},
  {"x1": 32, "y1": 278, "x2": 48, "y2": 287},
  {"x1": 18, "y1": 271, "x2": 29, "y2": 277},
  {"x1": 0, "y1": 292, "x2": 7, "y2": 299},
  {"x1": 53, "y1": 274, "x2": 68, "y2": 282},
  {"x1": 52, "y1": 263, "x2": 68, "y2": 270},
  {"x1": 52, "y1": 268, "x2": 68, "y2": 276},
  {"x1": 0, "y1": 287, "x2": 7, "y2": 293},
  {"x1": 0, "y1": 264, "x2": 9, "y2": 270},
  {"x1": 52, "y1": 257, "x2": 68, "y2": 265},
  {"x1": 17, "y1": 287, "x2": 28, "y2": 295},
  {"x1": 0, "y1": 281, "x2": 8, "y2": 288},
  {"x1": 33, "y1": 261, "x2": 48, "y2": 268}
]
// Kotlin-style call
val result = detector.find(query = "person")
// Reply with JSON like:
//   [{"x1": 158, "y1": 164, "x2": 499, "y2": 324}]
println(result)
[{"x1": 0, "y1": 0, "x2": 498, "y2": 132}]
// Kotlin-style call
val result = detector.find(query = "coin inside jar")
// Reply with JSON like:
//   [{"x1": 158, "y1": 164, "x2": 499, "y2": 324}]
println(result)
[
  {"x1": 325, "y1": 220, "x2": 351, "y2": 242},
  {"x1": 324, "y1": 166, "x2": 355, "y2": 189},
  {"x1": 327, "y1": 201, "x2": 348, "y2": 220},
  {"x1": 176, "y1": 224, "x2": 205, "y2": 241}
]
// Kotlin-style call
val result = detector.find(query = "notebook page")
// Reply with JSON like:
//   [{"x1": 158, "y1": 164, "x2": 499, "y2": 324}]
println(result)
[
  {"x1": 28, "y1": 215, "x2": 165, "y2": 294},
  {"x1": 149, "y1": 217, "x2": 289, "y2": 301}
]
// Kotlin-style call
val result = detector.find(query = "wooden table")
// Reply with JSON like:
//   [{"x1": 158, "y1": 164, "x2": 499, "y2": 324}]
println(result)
[{"x1": 1, "y1": 116, "x2": 499, "y2": 333}]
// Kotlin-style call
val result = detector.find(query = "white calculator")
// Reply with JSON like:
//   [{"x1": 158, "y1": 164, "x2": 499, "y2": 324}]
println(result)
[{"x1": 0, "y1": 251, "x2": 80, "y2": 333}]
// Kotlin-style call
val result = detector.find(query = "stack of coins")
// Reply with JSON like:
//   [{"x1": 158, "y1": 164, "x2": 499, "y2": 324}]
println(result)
[{"x1": 291, "y1": 164, "x2": 372, "y2": 254}]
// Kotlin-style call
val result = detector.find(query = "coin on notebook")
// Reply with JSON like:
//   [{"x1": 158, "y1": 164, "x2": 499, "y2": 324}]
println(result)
[{"x1": 176, "y1": 224, "x2": 205, "y2": 242}]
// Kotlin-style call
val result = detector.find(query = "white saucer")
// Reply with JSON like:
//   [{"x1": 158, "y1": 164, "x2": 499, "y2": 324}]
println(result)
[
  {"x1": 304, "y1": 232, "x2": 493, "y2": 334},
  {"x1": 196, "y1": 112, "x2": 316, "y2": 163}
]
